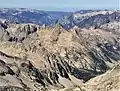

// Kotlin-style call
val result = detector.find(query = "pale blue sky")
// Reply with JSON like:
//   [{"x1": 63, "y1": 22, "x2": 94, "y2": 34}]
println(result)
[{"x1": 0, "y1": 0, "x2": 119, "y2": 11}]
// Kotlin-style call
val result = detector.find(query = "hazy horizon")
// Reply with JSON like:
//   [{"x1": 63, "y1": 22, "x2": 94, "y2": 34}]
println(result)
[{"x1": 0, "y1": 0, "x2": 119, "y2": 12}]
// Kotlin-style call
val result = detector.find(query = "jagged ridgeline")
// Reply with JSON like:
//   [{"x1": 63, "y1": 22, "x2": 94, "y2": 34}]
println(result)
[{"x1": 0, "y1": 9, "x2": 120, "y2": 91}]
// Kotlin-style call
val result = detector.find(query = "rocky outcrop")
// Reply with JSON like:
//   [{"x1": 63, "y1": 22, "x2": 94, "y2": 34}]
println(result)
[
  {"x1": 0, "y1": 21, "x2": 40, "y2": 42},
  {"x1": 100, "y1": 21, "x2": 120, "y2": 34}
]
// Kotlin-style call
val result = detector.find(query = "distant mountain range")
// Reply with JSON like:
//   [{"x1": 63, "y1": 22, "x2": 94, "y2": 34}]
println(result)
[
  {"x1": 0, "y1": 8, "x2": 119, "y2": 30},
  {"x1": 0, "y1": 8, "x2": 120, "y2": 91},
  {"x1": 0, "y1": 8, "x2": 71, "y2": 25},
  {"x1": 58, "y1": 10, "x2": 120, "y2": 29}
]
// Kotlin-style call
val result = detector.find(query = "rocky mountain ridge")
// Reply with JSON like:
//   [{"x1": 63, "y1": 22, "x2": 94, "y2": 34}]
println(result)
[
  {"x1": 58, "y1": 10, "x2": 120, "y2": 30},
  {"x1": 1, "y1": 8, "x2": 119, "y2": 30},
  {"x1": 0, "y1": 8, "x2": 71, "y2": 25},
  {"x1": 0, "y1": 19, "x2": 120, "y2": 90},
  {"x1": 0, "y1": 9, "x2": 120, "y2": 91}
]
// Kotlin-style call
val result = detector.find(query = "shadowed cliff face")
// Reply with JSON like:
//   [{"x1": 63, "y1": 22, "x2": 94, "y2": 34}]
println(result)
[{"x1": 0, "y1": 20, "x2": 120, "y2": 91}]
